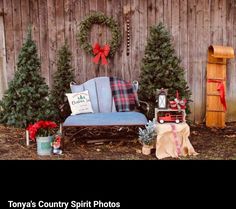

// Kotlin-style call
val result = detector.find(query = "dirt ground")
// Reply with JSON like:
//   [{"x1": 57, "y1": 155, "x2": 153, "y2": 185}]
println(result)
[{"x1": 0, "y1": 123, "x2": 236, "y2": 160}]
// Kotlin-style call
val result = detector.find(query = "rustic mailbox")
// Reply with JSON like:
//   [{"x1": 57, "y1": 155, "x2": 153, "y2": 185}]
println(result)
[{"x1": 206, "y1": 45, "x2": 234, "y2": 128}]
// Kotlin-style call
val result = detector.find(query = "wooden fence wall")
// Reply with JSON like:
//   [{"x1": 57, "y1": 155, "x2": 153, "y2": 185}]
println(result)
[{"x1": 0, "y1": 0, "x2": 236, "y2": 123}]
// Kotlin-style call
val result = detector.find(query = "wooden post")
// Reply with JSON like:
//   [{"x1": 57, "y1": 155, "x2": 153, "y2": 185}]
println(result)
[
  {"x1": 0, "y1": 15, "x2": 8, "y2": 100},
  {"x1": 59, "y1": 123, "x2": 62, "y2": 134},
  {"x1": 206, "y1": 45, "x2": 234, "y2": 128},
  {"x1": 26, "y1": 130, "x2": 29, "y2": 146}
]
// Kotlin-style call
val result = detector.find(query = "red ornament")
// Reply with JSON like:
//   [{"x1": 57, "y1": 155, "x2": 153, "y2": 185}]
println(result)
[{"x1": 92, "y1": 43, "x2": 110, "y2": 65}]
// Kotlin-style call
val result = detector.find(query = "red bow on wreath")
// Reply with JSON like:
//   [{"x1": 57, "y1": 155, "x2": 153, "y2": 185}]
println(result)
[{"x1": 92, "y1": 43, "x2": 110, "y2": 65}]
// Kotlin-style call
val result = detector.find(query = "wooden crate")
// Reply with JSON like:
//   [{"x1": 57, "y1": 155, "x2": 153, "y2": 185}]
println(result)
[{"x1": 206, "y1": 45, "x2": 234, "y2": 128}]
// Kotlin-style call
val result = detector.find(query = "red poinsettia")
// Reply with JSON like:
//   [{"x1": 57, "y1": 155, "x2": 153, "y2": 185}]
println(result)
[{"x1": 27, "y1": 120, "x2": 57, "y2": 141}]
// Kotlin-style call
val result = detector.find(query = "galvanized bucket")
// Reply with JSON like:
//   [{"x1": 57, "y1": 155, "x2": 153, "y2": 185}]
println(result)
[{"x1": 36, "y1": 136, "x2": 53, "y2": 156}]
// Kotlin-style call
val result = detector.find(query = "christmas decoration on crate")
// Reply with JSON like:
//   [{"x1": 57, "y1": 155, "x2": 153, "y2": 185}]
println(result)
[
  {"x1": 77, "y1": 12, "x2": 122, "y2": 65},
  {"x1": 155, "y1": 89, "x2": 186, "y2": 124},
  {"x1": 169, "y1": 90, "x2": 187, "y2": 110},
  {"x1": 156, "y1": 88, "x2": 168, "y2": 109}
]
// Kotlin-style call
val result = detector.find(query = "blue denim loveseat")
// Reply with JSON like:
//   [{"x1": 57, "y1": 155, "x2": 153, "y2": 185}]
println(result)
[{"x1": 62, "y1": 77, "x2": 148, "y2": 143}]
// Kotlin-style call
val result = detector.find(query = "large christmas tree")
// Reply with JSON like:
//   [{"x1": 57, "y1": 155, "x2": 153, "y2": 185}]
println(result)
[
  {"x1": 0, "y1": 28, "x2": 51, "y2": 128},
  {"x1": 139, "y1": 23, "x2": 191, "y2": 118},
  {"x1": 49, "y1": 41, "x2": 75, "y2": 122}
]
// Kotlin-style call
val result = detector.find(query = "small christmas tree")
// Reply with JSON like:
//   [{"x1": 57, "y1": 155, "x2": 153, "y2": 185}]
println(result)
[
  {"x1": 0, "y1": 28, "x2": 51, "y2": 128},
  {"x1": 139, "y1": 23, "x2": 191, "y2": 118},
  {"x1": 49, "y1": 41, "x2": 75, "y2": 122},
  {"x1": 138, "y1": 119, "x2": 157, "y2": 145}
]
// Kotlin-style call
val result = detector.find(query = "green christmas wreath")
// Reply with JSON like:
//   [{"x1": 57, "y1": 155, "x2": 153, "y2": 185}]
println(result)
[{"x1": 77, "y1": 12, "x2": 122, "y2": 58}]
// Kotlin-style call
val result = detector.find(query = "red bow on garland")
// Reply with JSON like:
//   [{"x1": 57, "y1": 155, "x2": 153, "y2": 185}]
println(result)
[
  {"x1": 92, "y1": 43, "x2": 110, "y2": 65},
  {"x1": 208, "y1": 79, "x2": 227, "y2": 111}
]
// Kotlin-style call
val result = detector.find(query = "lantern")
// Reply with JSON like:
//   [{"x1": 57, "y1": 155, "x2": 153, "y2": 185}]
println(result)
[{"x1": 156, "y1": 88, "x2": 168, "y2": 109}]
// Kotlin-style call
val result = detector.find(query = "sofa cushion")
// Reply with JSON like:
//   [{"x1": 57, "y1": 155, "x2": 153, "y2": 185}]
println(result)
[
  {"x1": 94, "y1": 77, "x2": 113, "y2": 113},
  {"x1": 66, "y1": 91, "x2": 94, "y2": 115},
  {"x1": 63, "y1": 112, "x2": 148, "y2": 127},
  {"x1": 70, "y1": 77, "x2": 116, "y2": 113},
  {"x1": 70, "y1": 79, "x2": 99, "y2": 113}
]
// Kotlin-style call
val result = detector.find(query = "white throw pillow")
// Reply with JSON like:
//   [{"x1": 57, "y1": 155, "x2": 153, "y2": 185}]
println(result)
[{"x1": 66, "y1": 90, "x2": 94, "y2": 115}]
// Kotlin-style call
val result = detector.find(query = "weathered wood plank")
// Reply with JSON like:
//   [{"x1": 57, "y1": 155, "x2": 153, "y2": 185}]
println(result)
[
  {"x1": 73, "y1": 0, "x2": 83, "y2": 83},
  {"x1": 107, "y1": 0, "x2": 122, "y2": 78},
  {"x1": 139, "y1": 0, "x2": 148, "y2": 80},
  {"x1": 221, "y1": 0, "x2": 227, "y2": 45},
  {"x1": 79, "y1": 0, "x2": 90, "y2": 82},
  {"x1": 171, "y1": 0, "x2": 180, "y2": 56},
  {"x1": 163, "y1": 0, "x2": 172, "y2": 30},
  {"x1": 195, "y1": 0, "x2": 204, "y2": 123},
  {"x1": 3, "y1": 0, "x2": 15, "y2": 82},
  {"x1": 210, "y1": 0, "x2": 221, "y2": 44},
  {"x1": 179, "y1": 0, "x2": 188, "y2": 80},
  {"x1": 106, "y1": 0, "x2": 113, "y2": 77},
  {"x1": 64, "y1": 0, "x2": 72, "y2": 48},
  {"x1": 130, "y1": 0, "x2": 139, "y2": 81},
  {"x1": 147, "y1": 0, "x2": 156, "y2": 29},
  {"x1": 56, "y1": 0, "x2": 65, "y2": 50},
  {"x1": 227, "y1": 0, "x2": 236, "y2": 121},
  {"x1": 203, "y1": 0, "x2": 210, "y2": 61},
  {"x1": 0, "y1": 0, "x2": 3, "y2": 13},
  {"x1": 29, "y1": 0, "x2": 40, "y2": 59},
  {"x1": 81, "y1": 0, "x2": 91, "y2": 81},
  {"x1": 39, "y1": 0, "x2": 49, "y2": 85},
  {"x1": 187, "y1": 0, "x2": 196, "y2": 121},
  {"x1": 0, "y1": 14, "x2": 8, "y2": 99},
  {"x1": 86, "y1": 0, "x2": 97, "y2": 79},
  {"x1": 232, "y1": 0, "x2": 236, "y2": 121},
  {"x1": 97, "y1": 0, "x2": 107, "y2": 77},
  {"x1": 202, "y1": 0, "x2": 211, "y2": 122},
  {"x1": 21, "y1": 0, "x2": 30, "y2": 40},
  {"x1": 47, "y1": 0, "x2": 57, "y2": 85},
  {"x1": 12, "y1": 0, "x2": 23, "y2": 72},
  {"x1": 64, "y1": 0, "x2": 75, "y2": 83},
  {"x1": 218, "y1": 0, "x2": 225, "y2": 45},
  {"x1": 156, "y1": 0, "x2": 164, "y2": 23},
  {"x1": 225, "y1": 0, "x2": 234, "y2": 117}
]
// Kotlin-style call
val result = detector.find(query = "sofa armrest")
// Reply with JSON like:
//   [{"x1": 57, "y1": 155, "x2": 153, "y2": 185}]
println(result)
[
  {"x1": 59, "y1": 103, "x2": 71, "y2": 120},
  {"x1": 138, "y1": 100, "x2": 150, "y2": 114}
]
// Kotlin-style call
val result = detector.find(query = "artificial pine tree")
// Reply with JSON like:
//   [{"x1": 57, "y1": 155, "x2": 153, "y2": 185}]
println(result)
[
  {"x1": 49, "y1": 41, "x2": 74, "y2": 122},
  {"x1": 0, "y1": 28, "x2": 52, "y2": 128},
  {"x1": 139, "y1": 23, "x2": 191, "y2": 119}
]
